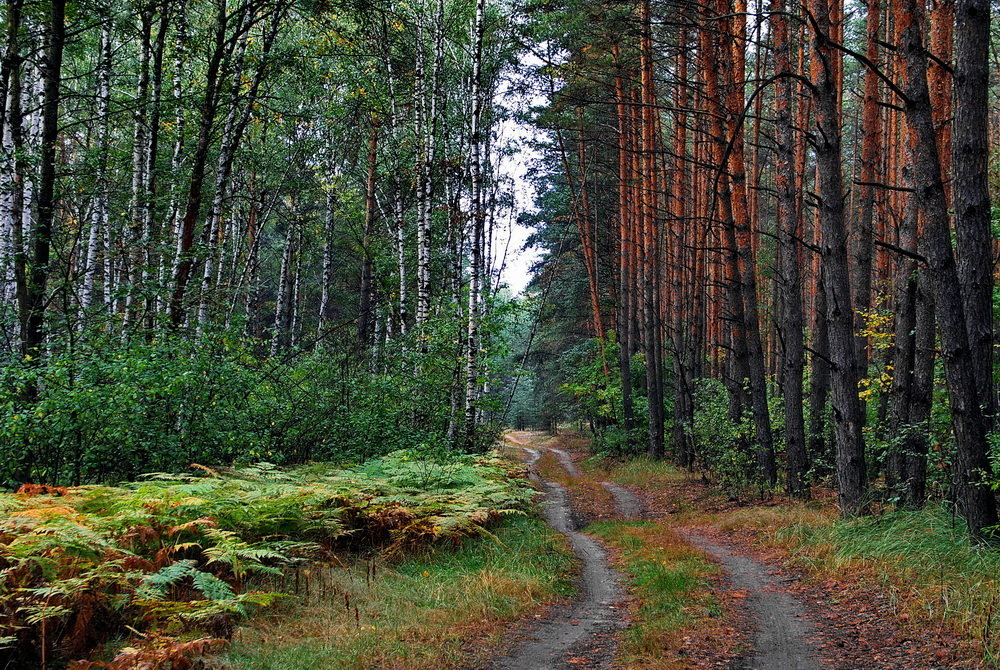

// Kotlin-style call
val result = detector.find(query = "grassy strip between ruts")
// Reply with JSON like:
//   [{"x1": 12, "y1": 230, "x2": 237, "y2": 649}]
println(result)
[
  {"x1": 586, "y1": 519, "x2": 740, "y2": 669},
  {"x1": 224, "y1": 514, "x2": 575, "y2": 669}
]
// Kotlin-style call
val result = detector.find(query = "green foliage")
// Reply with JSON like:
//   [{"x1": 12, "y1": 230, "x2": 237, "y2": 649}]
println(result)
[
  {"x1": 690, "y1": 378, "x2": 756, "y2": 492},
  {"x1": 0, "y1": 314, "x2": 514, "y2": 487},
  {"x1": 0, "y1": 331, "x2": 266, "y2": 485},
  {"x1": 0, "y1": 453, "x2": 533, "y2": 666},
  {"x1": 551, "y1": 333, "x2": 650, "y2": 454},
  {"x1": 560, "y1": 336, "x2": 621, "y2": 423}
]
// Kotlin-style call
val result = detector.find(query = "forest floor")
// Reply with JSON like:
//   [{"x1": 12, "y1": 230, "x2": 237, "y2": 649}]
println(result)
[{"x1": 494, "y1": 430, "x2": 988, "y2": 670}]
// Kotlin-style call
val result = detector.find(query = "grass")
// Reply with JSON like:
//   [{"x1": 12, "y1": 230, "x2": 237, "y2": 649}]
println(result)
[
  {"x1": 778, "y1": 504, "x2": 1000, "y2": 661},
  {"x1": 587, "y1": 520, "x2": 731, "y2": 668},
  {"x1": 224, "y1": 514, "x2": 575, "y2": 669},
  {"x1": 596, "y1": 457, "x2": 689, "y2": 489},
  {"x1": 0, "y1": 452, "x2": 535, "y2": 667}
]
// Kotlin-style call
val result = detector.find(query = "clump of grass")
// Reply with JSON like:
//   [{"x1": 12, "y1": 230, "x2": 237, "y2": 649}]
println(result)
[
  {"x1": 601, "y1": 458, "x2": 688, "y2": 488},
  {"x1": 225, "y1": 515, "x2": 575, "y2": 669},
  {"x1": 782, "y1": 505, "x2": 1000, "y2": 657},
  {"x1": 702, "y1": 499, "x2": 837, "y2": 537},
  {"x1": 587, "y1": 520, "x2": 730, "y2": 668}
]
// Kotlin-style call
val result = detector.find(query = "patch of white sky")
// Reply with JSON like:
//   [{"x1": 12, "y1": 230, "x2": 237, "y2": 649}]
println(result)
[{"x1": 490, "y1": 51, "x2": 548, "y2": 296}]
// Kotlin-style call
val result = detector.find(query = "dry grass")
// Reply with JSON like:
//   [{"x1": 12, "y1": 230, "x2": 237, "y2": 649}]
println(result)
[
  {"x1": 225, "y1": 515, "x2": 575, "y2": 669},
  {"x1": 691, "y1": 498, "x2": 839, "y2": 535},
  {"x1": 587, "y1": 520, "x2": 745, "y2": 669},
  {"x1": 600, "y1": 458, "x2": 691, "y2": 489}
]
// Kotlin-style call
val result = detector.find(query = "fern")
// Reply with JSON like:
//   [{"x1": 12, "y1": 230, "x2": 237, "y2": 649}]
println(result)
[
  {"x1": 139, "y1": 560, "x2": 200, "y2": 598},
  {"x1": 0, "y1": 449, "x2": 533, "y2": 666},
  {"x1": 190, "y1": 571, "x2": 236, "y2": 602}
]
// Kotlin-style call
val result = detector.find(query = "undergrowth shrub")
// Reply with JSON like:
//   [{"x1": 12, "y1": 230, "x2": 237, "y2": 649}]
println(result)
[
  {"x1": 0, "y1": 453, "x2": 532, "y2": 668},
  {"x1": 0, "y1": 326, "x2": 500, "y2": 487},
  {"x1": 690, "y1": 378, "x2": 755, "y2": 492}
]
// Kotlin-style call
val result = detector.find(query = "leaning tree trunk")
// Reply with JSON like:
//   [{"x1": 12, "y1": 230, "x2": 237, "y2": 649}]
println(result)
[
  {"x1": 897, "y1": 0, "x2": 998, "y2": 538},
  {"x1": 169, "y1": 4, "x2": 232, "y2": 328},
  {"x1": 806, "y1": 0, "x2": 867, "y2": 516}
]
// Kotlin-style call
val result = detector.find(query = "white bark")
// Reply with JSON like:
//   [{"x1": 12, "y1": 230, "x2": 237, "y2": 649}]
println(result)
[
  {"x1": 464, "y1": 0, "x2": 486, "y2": 445},
  {"x1": 123, "y1": 6, "x2": 153, "y2": 328},
  {"x1": 163, "y1": 3, "x2": 188, "y2": 294},
  {"x1": 197, "y1": 34, "x2": 250, "y2": 331},
  {"x1": 383, "y1": 54, "x2": 409, "y2": 338},
  {"x1": 82, "y1": 19, "x2": 113, "y2": 312},
  {"x1": 318, "y1": 190, "x2": 336, "y2": 336},
  {"x1": 271, "y1": 220, "x2": 296, "y2": 356}
]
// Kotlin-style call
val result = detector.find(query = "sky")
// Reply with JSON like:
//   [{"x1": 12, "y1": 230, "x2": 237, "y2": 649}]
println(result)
[{"x1": 491, "y1": 53, "x2": 547, "y2": 295}]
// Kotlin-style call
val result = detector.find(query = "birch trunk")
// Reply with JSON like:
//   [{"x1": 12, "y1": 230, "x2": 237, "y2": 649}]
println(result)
[
  {"x1": 82, "y1": 17, "x2": 113, "y2": 313},
  {"x1": 464, "y1": 0, "x2": 486, "y2": 448}
]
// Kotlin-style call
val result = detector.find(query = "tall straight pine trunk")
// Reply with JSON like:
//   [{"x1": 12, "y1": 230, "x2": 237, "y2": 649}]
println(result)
[{"x1": 896, "y1": 0, "x2": 997, "y2": 538}]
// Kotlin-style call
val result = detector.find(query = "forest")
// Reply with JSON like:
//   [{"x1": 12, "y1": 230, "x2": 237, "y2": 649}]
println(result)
[{"x1": 2, "y1": 0, "x2": 1000, "y2": 666}]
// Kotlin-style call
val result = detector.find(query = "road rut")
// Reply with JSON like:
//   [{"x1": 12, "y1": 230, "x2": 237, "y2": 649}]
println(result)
[
  {"x1": 682, "y1": 531, "x2": 820, "y2": 670},
  {"x1": 491, "y1": 441, "x2": 627, "y2": 670}
]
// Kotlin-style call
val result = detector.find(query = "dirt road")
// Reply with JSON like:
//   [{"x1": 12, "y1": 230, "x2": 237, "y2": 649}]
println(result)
[
  {"x1": 492, "y1": 432, "x2": 823, "y2": 670},
  {"x1": 491, "y1": 438, "x2": 627, "y2": 670}
]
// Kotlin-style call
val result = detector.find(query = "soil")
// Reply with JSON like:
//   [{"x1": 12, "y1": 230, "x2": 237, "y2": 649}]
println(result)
[
  {"x1": 488, "y1": 440, "x2": 629, "y2": 670},
  {"x1": 680, "y1": 531, "x2": 819, "y2": 670},
  {"x1": 481, "y1": 432, "x2": 985, "y2": 669},
  {"x1": 599, "y1": 482, "x2": 643, "y2": 520}
]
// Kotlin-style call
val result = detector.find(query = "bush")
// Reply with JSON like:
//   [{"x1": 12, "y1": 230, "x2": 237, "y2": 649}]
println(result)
[
  {"x1": 690, "y1": 378, "x2": 756, "y2": 492},
  {"x1": 0, "y1": 321, "x2": 500, "y2": 487}
]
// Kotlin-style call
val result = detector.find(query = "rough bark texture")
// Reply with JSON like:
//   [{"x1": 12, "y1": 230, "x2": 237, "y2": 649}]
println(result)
[
  {"x1": 952, "y1": 0, "x2": 994, "y2": 424},
  {"x1": 772, "y1": 0, "x2": 808, "y2": 496},
  {"x1": 807, "y1": 0, "x2": 867, "y2": 516},
  {"x1": 898, "y1": 0, "x2": 997, "y2": 537}
]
